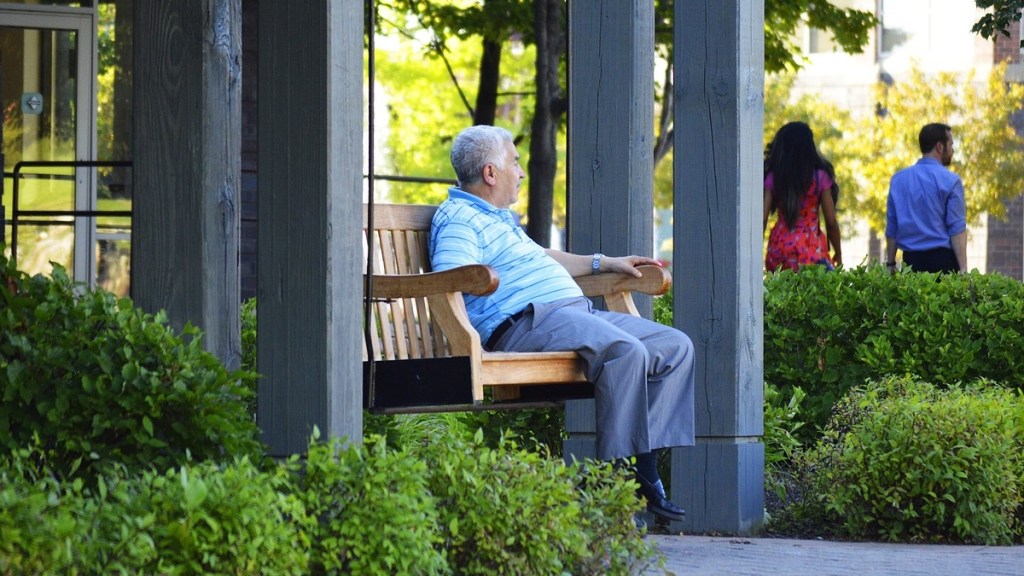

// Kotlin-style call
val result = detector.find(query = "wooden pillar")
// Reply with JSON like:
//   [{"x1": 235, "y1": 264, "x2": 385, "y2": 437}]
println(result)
[
  {"x1": 133, "y1": 0, "x2": 242, "y2": 369},
  {"x1": 565, "y1": 0, "x2": 655, "y2": 462},
  {"x1": 256, "y1": 0, "x2": 363, "y2": 456},
  {"x1": 673, "y1": 0, "x2": 765, "y2": 534}
]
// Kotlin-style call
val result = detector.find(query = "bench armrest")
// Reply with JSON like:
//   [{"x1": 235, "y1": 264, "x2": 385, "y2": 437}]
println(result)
[
  {"x1": 364, "y1": 264, "x2": 499, "y2": 300},
  {"x1": 574, "y1": 264, "x2": 671, "y2": 297},
  {"x1": 573, "y1": 265, "x2": 672, "y2": 316}
]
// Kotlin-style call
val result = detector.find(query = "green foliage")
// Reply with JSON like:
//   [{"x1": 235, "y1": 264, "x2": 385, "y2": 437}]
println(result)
[
  {"x1": 0, "y1": 257, "x2": 264, "y2": 480},
  {"x1": 240, "y1": 297, "x2": 257, "y2": 375},
  {"x1": 297, "y1": 433, "x2": 448, "y2": 576},
  {"x1": 764, "y1": 265, "x2": 1024, "y2": 437},
  {"x1": 573, "y1": 460, "x2": 666, "y2": 575},
  {"x1": 1, "y1": 448, "x2": 310, "y2": 575},
  {"x1": 424, "y1": 430, "x2": 657, "y2": 575},
  {"x1": 0, "y1": 447, "x2": 82, "y2": 575},
  {"x1": 3, "y1": 431, "x2": 659, "y2": 575},
  {"x1": 652, "y1": 290, "x2": 673, "y2": 326},
  {"x1": 425, "y1": 431, "x2": 586, "y2": 574},
  {"x1": 363, "y1": 406, "x2": 567, "y2": 460},
  {"x1": 373, "y1": 4, "x2": 540, "y2": 208},
  {"x1": 763, "y1": 383, "x2": 805, "y2": 469},
  {"x1": 806, "y1": 377, "x2": 1024, "y2": 544},
  {"x1": 459, "y1": 407, "x2": 566, "y2": 454},
  {"x1": 761, "y1": 0, "x2": 877, "y2": 73},
  {"x1": 109, "y1": 459, "x2": 310, "y2": 575},
  {"x1": 364, "y1": 411, "x2": 472, "y2": 453},
  {"x1": 240, "y1": 297, "x2": 259, "y2": 416},
  {"x1": 973, "y1": 0, "x2": 1024, "y2": 46}
]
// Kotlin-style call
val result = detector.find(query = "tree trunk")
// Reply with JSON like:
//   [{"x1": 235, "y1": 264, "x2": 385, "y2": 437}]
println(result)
[
  {"x1": 526, "y1": 0, "x2": 564, "y2": 246},
  {"x1": 473, "y1": 38, "x2": 501, "y2": 125}
]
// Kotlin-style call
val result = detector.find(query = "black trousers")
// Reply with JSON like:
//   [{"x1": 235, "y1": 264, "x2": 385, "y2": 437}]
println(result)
[{"x1": 902, "y1": 247, "x2": 959, "y2": 273}]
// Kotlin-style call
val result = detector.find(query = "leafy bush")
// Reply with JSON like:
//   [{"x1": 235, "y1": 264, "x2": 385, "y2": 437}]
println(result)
[
  {"x1": 763, "y1": 383, "x2": 806, "y2": 506},
  {"x1": 459, "y1": 407, "x2": 566, "y2": 454},
  {"x1": 240, "y1": 297, "x2": 258, "y2": 415},
  {"x1": 364, "y1": 411, "x2": 472, "y2": 453},
  {"x1": 764, "y1": 266, "x2": 1024, "y2": 436},
  {"x1": 805, "y1": 376, "x2": 1024, "y2": 544},
  {"x1": 763, "y1": 383, "x2": 805, "y2": 469},
  {"x1": 1, "y1": 448, "x2": 309, "y2": 575},
  {"x1": 425, "y1": 431, "x2": 587, "y2": 574},
  {"x1": 0, "y1": 258, "x2": 264, "y2": 479},
  {"x1": 128, "y1": 458, "x2": 310, "y2": 575},
  {"x1": 296, "y1": 433, "x2": 448, "y2": 576},
  {"x1": 3, "y1": 431, "x2": 659, "y2": 574},
  {"x1": 0, "y1": 447, "x2": 82, "y2": 575},
  {"x1": 573, "y1": 459, "x2": 666, "y2": 575},
  {"x1": 423, "y1": 431, "x2": 657, "y2": 575}
]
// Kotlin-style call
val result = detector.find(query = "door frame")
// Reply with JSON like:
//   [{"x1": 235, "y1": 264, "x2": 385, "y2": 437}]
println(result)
[{"x1": 1, "y1": 4, "x2": 97, "y2": 283}]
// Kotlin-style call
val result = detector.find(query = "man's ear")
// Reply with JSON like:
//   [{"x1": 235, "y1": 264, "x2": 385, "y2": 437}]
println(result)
[{"x1": 482, "y1": 164, "x2": 496, "y2": 185}]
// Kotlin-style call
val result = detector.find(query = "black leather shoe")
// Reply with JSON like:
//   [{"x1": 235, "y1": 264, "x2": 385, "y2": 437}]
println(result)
[
  {"x1": 633, "y1": 513, "x2": 648, "y2": 534},
  {"x1": 636, "y1": 476, "x2": 686, "y2": 522}
]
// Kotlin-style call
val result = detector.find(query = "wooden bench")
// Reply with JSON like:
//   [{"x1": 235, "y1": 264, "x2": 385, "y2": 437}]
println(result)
[{"x1": 363, "y1": 203, "x2": 672, "y2": 413}]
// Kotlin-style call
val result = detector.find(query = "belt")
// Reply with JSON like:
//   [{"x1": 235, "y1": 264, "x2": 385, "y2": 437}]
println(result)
[{"x1": 485, "y1": 309, "x2": 526, "y2": 350}]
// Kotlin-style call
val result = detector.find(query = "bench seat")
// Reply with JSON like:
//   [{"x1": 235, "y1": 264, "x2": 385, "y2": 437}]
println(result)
[{"x1": 363, "y1": 203, "x2": 671, "y2": 412}]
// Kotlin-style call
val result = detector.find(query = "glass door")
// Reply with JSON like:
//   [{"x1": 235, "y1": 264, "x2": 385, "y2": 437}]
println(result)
[{"x1": 1, "y1": 7, "x2": 100, "y2": 287}]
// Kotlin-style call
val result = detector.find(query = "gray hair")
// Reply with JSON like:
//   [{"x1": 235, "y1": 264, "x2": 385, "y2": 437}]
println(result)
[{"x1": 450, "y1": 125, "x2": 514, "y2": 187}]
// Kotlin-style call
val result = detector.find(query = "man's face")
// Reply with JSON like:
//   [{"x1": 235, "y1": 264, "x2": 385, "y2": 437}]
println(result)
[
  {"x1": 940, "y1": 131, "x2": 955, "y2": 166},
  {"x1": 491, "y1": 141, "x2": 526, "y2": 208}
]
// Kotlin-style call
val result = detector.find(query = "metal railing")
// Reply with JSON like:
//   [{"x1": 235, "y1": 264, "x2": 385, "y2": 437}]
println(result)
[{"x1": 10, "y1": 160, "x2": 133, "y2": 267}]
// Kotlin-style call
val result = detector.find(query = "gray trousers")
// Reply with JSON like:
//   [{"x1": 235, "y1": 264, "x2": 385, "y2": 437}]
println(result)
[{"x1": 491, "y1": 296, "x2": 695, "y2": 461}]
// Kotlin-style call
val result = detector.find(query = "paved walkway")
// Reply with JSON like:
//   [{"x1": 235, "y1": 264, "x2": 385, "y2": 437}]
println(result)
[{"x1": 649, "y1": 534, "x2": 1024, "y2": 576}]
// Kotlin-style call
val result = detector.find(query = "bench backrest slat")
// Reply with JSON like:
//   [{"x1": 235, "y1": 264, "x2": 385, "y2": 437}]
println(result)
[{"x1": 363, "y1": 204, "x2": 448, "y2": 362}]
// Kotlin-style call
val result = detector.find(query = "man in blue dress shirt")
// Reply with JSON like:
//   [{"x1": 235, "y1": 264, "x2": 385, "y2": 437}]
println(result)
[
  {"x1": 429, "y1": 125, "x2": 695, "y2": 523},
  {"x1": 884, "y1": 123, "x2": 968, "y2": 274}
]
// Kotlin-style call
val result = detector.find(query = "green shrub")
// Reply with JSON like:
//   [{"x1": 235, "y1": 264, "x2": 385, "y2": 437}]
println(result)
[
  {"x1": 0, "y1": 447, "x2": 82, "y2": 575},
  {"x1": 3, "y1": 448, "x2": 310, "y2": 575},
  {"x1": 459, "y1": 407, "x2": 566, "y2": 455},
  {"x1": 363, "y1": 411, "x2": 472, "y2": 454},
  {"x1": 573, "y1": 460, "x2": 665, "y2": 575},
  {"x1": 240, "y1": 297, "x2": 258, "y2": 416},
  {"x1": 3, "y1": 432, "x2": 659, "y2": 574},
  {"x1": 424, "y1": 431, "x2": 587, "y2": 575},
  {"x1": 0, "y1": 258, "x2": 264, "y2": 479},
  {"x1": 423, "y1": 431, "x2": 657, "y2": 575},
  {"x1": 763, "y1": 383, "x2": 806, "y2": 505},
  {"x1": 764, "y1": 266, "x2": 1024, "y2": 436},
  {"x1": 806, "y1": 376, "x2": 1024, "y2": 544},
  {"x1": 763, "y1": 383, "x2": 805, "y2": 468},
  {"x1": 296, "y1": 433, "x2": 448, "y2": 576},
  {"x1": 126, "y1": 458, "x2": 310, "y2": 575}
]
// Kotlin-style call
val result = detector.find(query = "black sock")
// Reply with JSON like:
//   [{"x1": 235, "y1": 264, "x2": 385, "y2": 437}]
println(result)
[{"x1": 634, "y1": 451, "x2": 660, "y2": 485}]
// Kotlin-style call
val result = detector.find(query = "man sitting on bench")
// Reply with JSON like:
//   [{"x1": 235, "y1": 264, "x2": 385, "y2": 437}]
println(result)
[{"x1": 428, "y1": 124, "x2": 695, "y2": 522}]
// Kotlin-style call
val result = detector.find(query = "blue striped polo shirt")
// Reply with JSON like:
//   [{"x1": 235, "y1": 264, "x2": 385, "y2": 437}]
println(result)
[{"x1": 428, "y1": 188, "x2": 583, "y2": 342}]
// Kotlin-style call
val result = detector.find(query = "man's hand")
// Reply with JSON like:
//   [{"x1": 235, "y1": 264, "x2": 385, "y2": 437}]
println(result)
[
  {"x1": 601, "y1": 255, "x2": 663, "y2": 278},
  {"x1": 545, "y1": 249, "x2": 664, "y2": 278}
]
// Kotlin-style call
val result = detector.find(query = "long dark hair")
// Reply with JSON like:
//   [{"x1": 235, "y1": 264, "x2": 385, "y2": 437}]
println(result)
[{"x1": 764, "y1": 121, "x2": 838, "y2": 229}]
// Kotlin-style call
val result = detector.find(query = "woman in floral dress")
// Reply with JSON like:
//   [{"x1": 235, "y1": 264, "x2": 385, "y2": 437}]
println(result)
[{"x1": 762, "y1": 121, "x2": 842, "y2": 272}]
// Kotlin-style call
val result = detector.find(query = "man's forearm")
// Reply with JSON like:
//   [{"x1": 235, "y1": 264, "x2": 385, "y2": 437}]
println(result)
[
  {"x1": 545, "y1": 249, "x2": 594, "y2": 276},
  {"x1": 885, "y1": 237, "x2": 897, "y2": 264},
  {"x1": 951, "y1": 231, "x2": 968, "y2": 272}
]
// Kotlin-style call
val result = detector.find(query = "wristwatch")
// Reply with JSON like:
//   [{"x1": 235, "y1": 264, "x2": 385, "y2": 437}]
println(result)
[{"x1": 592, "y1": 253, "x2": 603, "y2": 275}]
